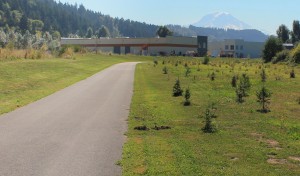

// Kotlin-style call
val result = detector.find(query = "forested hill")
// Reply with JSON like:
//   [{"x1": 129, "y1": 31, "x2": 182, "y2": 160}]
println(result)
[
  {"x1": 0, "y1": 0, "x2": 268, "y2": 42},
  {"x1": 0, "y1": 0, "x2": 158, "y2": 37}
]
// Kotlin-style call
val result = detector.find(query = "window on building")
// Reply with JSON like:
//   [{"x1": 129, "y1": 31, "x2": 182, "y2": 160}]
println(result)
[
  {"x1": 236, "y1": 45, "x2": 239, "y2": 50},
  {"x1": 203, "y1": 42, "x2": 206, "y2": 49},
  {"x1": 230, "y1": 45, "x2": 234, "y2": 50},
  {"x1": 225, "y1": 45, "x2": 229, "y2": 50},
  {"x1": 240, "y1": 45, "x2": 244, "y2": 50}
]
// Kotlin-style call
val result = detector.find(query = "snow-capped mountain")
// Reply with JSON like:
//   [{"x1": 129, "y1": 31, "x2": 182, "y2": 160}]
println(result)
[{"x1": 193, "y1": 12, "x2": 252, "y2": 30}]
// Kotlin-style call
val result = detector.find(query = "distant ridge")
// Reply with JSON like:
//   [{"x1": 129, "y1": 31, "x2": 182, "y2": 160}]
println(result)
[{"x1": 168, "y1": 25, "x2": 268, "y2": 42}]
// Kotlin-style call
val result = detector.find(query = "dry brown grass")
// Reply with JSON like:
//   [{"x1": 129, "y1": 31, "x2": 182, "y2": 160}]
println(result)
[{"x1": 0, "y1": 48, "x2": 52, "y2": 60}]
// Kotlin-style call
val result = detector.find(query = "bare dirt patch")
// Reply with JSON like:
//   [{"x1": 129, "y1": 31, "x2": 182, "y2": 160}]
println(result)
[
  {"x1": 250, "y1": 133, "x2": 282, "y2": 150},
  {"x1": 250, "y1": 132, "x2": 264, "y2": 141},
  {"x1": 134, "y1": 166, "x2": 146, "y2": 174},
  {"x1": 288, "y1": 156, "x2": 300, "y2": 162},
  {"x1": 133, "y1": 137, "x2": 143, "y2": 144},
  {"x1": 265, "y1": 139, "x2": 282, "y2": 150},
  {"x1": 267, "y1": 158, "x2": 287, "y2": 164}
]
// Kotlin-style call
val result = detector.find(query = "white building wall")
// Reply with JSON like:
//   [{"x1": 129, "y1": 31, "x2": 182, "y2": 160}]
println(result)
[{"x1": 208, "y1": 39, "x2": 264, "y2": 58}]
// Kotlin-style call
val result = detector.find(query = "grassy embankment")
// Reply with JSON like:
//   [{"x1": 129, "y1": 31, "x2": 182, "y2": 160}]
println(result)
[
  {"x1": 122, "y1": 57, "x2": 300, "y2": 175},
  {"x1": 0, "y1": 54, "x2": 145, "y2": 115}
]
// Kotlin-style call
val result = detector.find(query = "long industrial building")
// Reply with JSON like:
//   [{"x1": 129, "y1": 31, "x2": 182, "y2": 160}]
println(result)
[
  {"x1": 60, "y1": 36, "x2": 208, "y2": 56},
  {"x1": 61, "y1": 37, "x2": 264, "y2": 58}
]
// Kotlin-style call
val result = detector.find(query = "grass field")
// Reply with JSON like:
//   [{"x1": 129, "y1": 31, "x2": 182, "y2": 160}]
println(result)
[
  {"x1": 1, "y1": 54, "x2": 299, "y2": 175},
  {"x1": 122, "y1": 57, "x2": 300, "y2": 175},
  {"x1": 0, "y1": 54, "x2": 145, "y2": 115}
]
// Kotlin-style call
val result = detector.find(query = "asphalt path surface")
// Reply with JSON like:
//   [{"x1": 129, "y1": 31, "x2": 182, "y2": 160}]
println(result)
[{"x1": 0, "y1": 62, "x2": 139, "y2": 176}]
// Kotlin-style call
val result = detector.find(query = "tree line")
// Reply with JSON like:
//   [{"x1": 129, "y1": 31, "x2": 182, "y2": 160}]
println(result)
[
  {"x1": 263, "y1": 20, "x2": 300, "y2": 64},
  {"x1": 0, "y1": 0, "x2": 158, "y2": 38}
]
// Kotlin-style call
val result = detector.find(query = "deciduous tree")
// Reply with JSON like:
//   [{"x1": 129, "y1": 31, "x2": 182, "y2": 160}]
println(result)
[
  {"x1": 262, "y1": 36, "x2": 283, "y2": 63},
  {"x1": 97, "y1": 25, "x2": 110, "y2": 38},
  {"x1": 156, "y1": 26, "x2": 173, "y2": 38},
  {"x1": 291, "y1": 20, "x2": 300, "y2": 44}
]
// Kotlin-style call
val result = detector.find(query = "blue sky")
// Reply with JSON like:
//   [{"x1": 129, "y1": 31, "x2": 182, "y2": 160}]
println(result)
[{"x1": 56, "y1": 0, "x2": 299, "y2": 34}]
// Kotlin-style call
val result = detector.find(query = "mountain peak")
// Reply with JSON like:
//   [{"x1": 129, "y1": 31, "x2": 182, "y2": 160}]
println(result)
[
  {"x1": 193, "y1": 12, "x2": 252, "y2": 30},
  {"x1": 213, "y1": 12, "x2": 230, "y2": 18}
]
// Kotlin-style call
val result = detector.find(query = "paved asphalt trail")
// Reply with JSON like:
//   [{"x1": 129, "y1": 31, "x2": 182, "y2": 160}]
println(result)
[{"x1": 0, "y1": 62, "x2": 139, "y2": 176}]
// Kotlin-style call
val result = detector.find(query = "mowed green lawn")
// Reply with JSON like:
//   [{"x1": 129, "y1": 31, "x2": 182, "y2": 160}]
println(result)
[
  {"x1": 122, "y1": 57, "x2": 300, "y2": 175},
  {"x1": 0, "y1": 54, "x2": 145, "y2": 115}
]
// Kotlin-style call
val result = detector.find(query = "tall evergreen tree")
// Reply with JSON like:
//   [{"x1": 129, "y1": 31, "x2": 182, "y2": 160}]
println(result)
[
  {"x1": 292, "y1": 20, "x2": 300, "y2": 44},
  {"x1": 86, "y1": 27, "x2": 93, "y2": 38},
  {"x1": 277, "y1": 24, "x2": 289, "y2": 43},
  {"x1": 19, "y1": 15, "x2": 29, "y2": 33}
]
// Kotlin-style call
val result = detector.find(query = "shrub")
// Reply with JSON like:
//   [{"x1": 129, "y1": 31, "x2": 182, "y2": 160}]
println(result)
[
  {"x1": 272, "y1": 50, "x2": 289, "y2": 63},
  {"x1": 202, "y1": 56, "x2": 210, "y2": 65},
  {"x1": 172, "y1": 79, "x2": 183, "y2": 97},
  {"x1": 290, "y1": 44, "x2": 300, "y2": 63},
  {"x1": 256, "y1": 86, "x2": 272, "y2": 113},
  {"x1": 184, "y1": 88, "x2": 191, "y2": 106},
  {"x1": 60, "y1": 47, "x2": 75, "y2": 59},
  {"x1": 73, "y1": 45, "x2": 82, "y2": 53}
]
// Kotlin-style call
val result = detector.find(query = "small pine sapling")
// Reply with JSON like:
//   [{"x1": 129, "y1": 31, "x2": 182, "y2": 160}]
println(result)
[
  {"x1": 197, "y1": 63, "x2": 201, "y2": 71},
  {"x1": 184, "y1": 88, "x2": 191, "y2": 106},
  {"x1": 256, "y1": 86, "x2": 272, "y2": 113},
  {"x1": 202, "y1": 56, "x2": 210, "y2": 65},
  {"x1": 261, "y1": 69, "x2": 267, "y2": 82},
  {"x1": 210, "y1": 72, "x2": 216, "y2": 81},
  {"x1": 185, "y1": 67, "x2": 191, "y2": 77},
  {"x1": 172, "y1": 79, "x2": 183, "y2": 97},
  {"x1": 236, "y1": 86, "x2": 244, "y2": 103},
  {"x1": 290, "y1": 69, "x2": 296, "y2": 78},
  {"x1": 202, "y1": 108, "x2": 217, "y2": 133},
  {"x1": 153, "y1": 60, "x2": 158, "y2": 67},
  {"x1": 239, "y1": 73, "x2": 251, "y2": 97},
  {"x1": 162, "y1": 66, "x2": 168, "y2": 74},
  {"x1": 231, "y1": 75, "x2": 238, "y2": 87}
]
